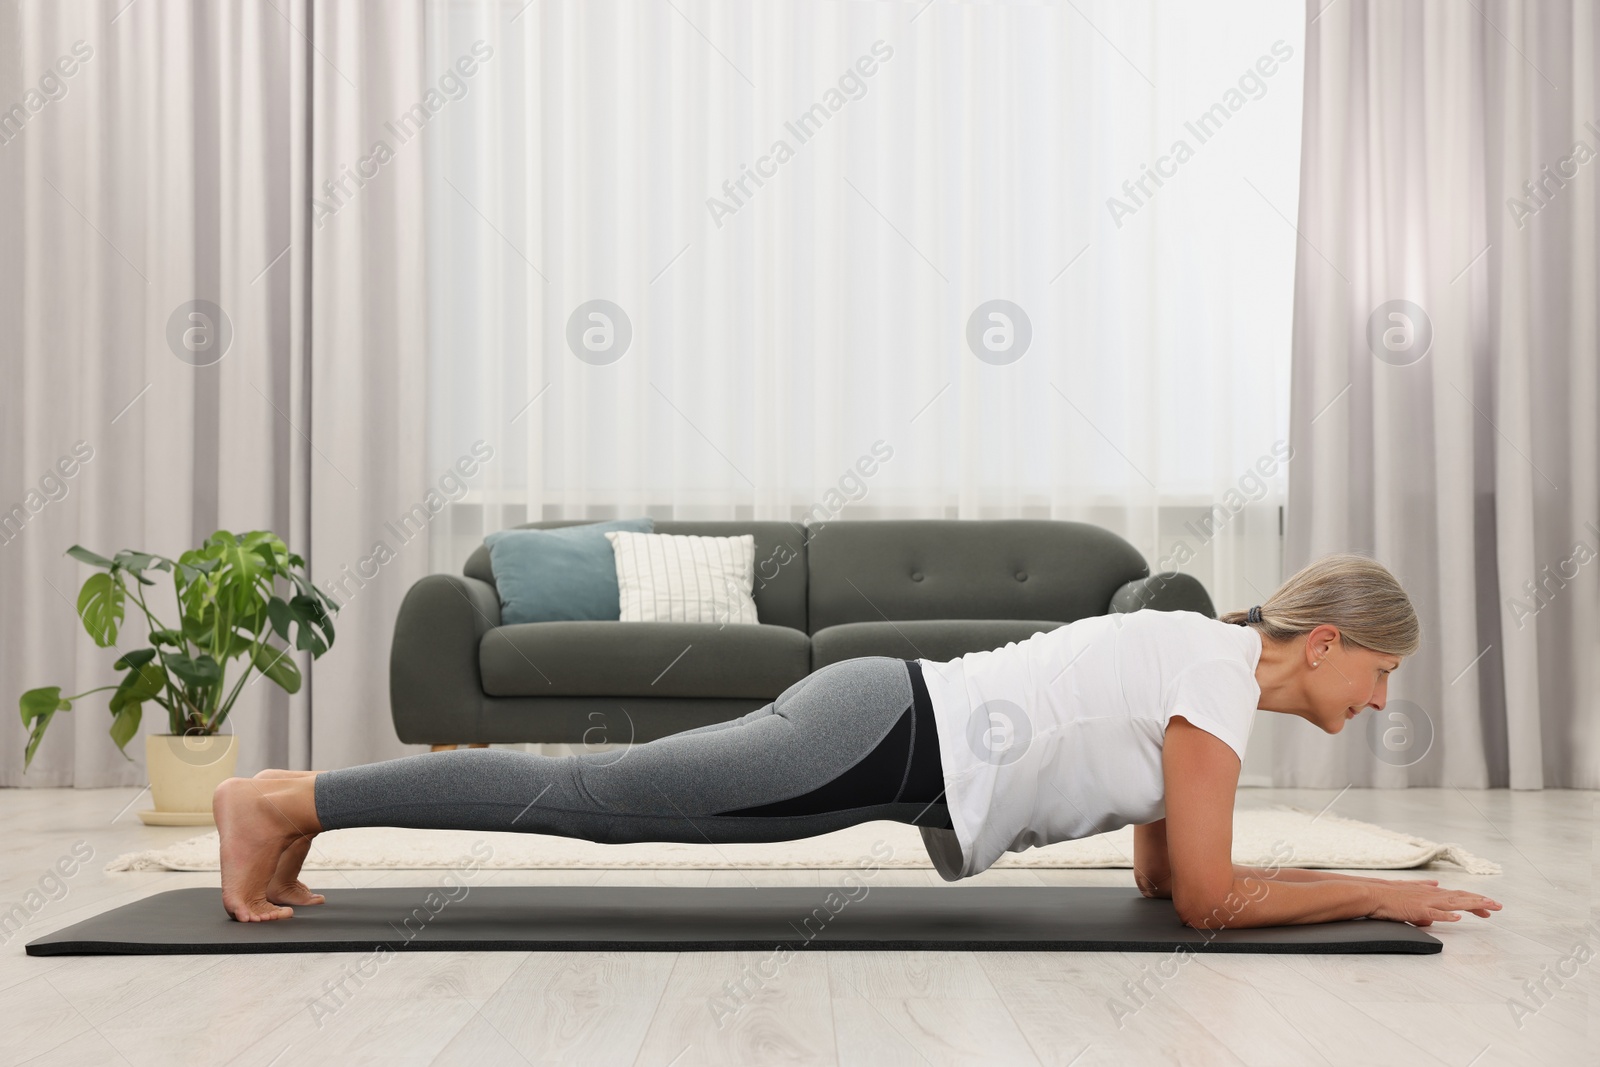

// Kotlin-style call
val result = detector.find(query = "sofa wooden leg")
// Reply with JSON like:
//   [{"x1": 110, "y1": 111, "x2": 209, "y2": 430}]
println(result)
[
  {"x1": 467, "y1": 743, "x2": 490, "y2": 748},
  {"x1": 431, "y1": 744, "x2": 458, "y2": 752}
]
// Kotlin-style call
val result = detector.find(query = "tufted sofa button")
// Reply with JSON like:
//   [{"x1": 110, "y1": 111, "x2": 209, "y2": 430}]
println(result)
[
  {"x1": 1015, "y1": 571, "x2": 1028, "y2": 581},
  {"x1": 911, "y1": 571, "x2": 923, "y2": 582}
]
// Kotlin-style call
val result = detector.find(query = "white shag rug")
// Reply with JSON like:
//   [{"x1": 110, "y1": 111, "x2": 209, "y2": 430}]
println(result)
[{"x1": 106, "y1": 804, "x2": 1501, "y2": 875}]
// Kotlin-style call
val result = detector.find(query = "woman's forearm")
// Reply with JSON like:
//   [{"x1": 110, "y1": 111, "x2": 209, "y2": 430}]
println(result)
[
  {"x1": 1187, "y1": 877, "x2": 1377, "y2": 930},
  {"x1": 1147, "y1": 864, "x2": 1391, "y2": 902},
  {"x1": 1233, "y1": 863, "x2": 1384, "y2": 885}
]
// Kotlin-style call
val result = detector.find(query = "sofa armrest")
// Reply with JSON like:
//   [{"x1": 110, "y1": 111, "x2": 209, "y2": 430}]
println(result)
[
  {"x1": 390, "y1": 574, "x2": 501, "y2": 744},
  {"x1": 1109, "y1": 571, "x2": 1217, "y2": 617}
]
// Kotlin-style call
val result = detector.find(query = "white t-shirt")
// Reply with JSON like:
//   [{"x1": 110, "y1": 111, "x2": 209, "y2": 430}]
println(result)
[{"x1": 915, "y1": 609, "x2": 1262, "y2": 882}]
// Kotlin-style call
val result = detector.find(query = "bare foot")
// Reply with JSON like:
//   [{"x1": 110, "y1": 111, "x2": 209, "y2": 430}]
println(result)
[
  {"x1": 266, "y1": 833, "x2": 326, "y2": 906},
  {"x1": 214, "y1": 776, "x2": 316, "y2": 922},
  {"x1": 249, "y1": 770, "x2": 327, "y2": 905}
]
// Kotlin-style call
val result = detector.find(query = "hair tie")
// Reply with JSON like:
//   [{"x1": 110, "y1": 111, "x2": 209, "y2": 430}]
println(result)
[{"x1": 1246, "y1": 605, "x2": 1262, "y2": 623}]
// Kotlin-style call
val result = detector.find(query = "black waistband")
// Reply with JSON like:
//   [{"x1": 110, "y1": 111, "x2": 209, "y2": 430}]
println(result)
[{"x1": 901, "y1": 658, "x2": 945, "y2": 804}]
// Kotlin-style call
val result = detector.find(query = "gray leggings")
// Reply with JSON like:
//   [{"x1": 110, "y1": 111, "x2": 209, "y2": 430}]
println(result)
[{"x1": 313, "y1": 656, "x2": 952, "y2": 844}]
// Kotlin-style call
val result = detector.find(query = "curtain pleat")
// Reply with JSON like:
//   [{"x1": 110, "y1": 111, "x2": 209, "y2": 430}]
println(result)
[
  {"x1": 0, "y1": 0, "x2": 428, "y2": 784},
  {"x1": 1285, "y1": 0, "x2": 1598, "y2": 789}
]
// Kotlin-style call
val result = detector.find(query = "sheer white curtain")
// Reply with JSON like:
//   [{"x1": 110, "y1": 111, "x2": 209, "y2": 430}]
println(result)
[
  {"x1": 0, "y1": 0, "x2": 430, "y2": 784},
  {"x1": 1284, "y1": 0, "x2": 1598, "y2": 789},
  {"x1": 425, "y1": 0, "x2": 1306, "y2": 690}
]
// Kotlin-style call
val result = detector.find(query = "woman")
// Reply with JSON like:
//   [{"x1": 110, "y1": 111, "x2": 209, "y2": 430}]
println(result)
[{"x1": 215, "y1": 553, "x2": 1502, "y2": 929}]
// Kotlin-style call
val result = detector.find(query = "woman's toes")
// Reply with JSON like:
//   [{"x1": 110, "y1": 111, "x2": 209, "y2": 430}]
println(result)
[
  {"x1": 267, "y1": 880, "x2": 325, "y2": 906},
  {"x1": 231, "y1": 898, "x2": 294, "y2": 922}
]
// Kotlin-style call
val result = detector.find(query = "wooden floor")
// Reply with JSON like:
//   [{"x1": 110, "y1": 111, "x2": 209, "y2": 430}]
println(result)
[{"x1": 0, "y1": 786, "x2": 1591, "y2": 1066}]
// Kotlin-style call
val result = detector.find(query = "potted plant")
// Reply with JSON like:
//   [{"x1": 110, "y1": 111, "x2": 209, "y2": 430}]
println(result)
[{"x1": 18, "y1": 530, "x2": 338, "y2": 823}]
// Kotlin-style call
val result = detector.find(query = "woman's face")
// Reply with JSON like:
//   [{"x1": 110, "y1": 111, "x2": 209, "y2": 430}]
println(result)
[{"x1": 1302, "y1": 626, "x2": 1401, "y2": 733}]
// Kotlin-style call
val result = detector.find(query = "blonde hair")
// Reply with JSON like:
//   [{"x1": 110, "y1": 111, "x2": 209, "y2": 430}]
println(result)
[{"x1": 1218, "y1": 553, "x2": 1420, "y2": 659}]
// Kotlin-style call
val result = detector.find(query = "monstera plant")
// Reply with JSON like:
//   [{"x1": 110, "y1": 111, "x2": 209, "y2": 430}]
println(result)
[{"x1": 19, "y1": 529, "x2": 338, "y2": 771}]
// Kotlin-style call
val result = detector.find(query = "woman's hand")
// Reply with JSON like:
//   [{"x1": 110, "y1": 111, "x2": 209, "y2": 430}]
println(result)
[
  {"x1": 1343, "y1": 873, "x2": 1441, "y2": 888},
  {"x1": 1365, "y1": 881, "x2": 1503, "y2": 926},
  {"x1": 1304, "y1": 871, "x2": 1481, "y2": 894}
]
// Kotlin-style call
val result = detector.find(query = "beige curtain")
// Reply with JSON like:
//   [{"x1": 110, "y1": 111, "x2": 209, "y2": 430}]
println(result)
[
  {"x1": 1283, "y1": 0, "x2": 1598, "y2": 788},
  {"x1": 425, "y1": 4, "x2": 1308, "y2": 799},
  {"x1": 0, "y1": 0, "x2": 428, "y2": 786}
]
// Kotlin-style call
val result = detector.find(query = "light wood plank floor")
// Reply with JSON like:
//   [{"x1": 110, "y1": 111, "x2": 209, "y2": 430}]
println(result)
[{"x1": 0, "y1": 787, "x2": 1591, "y2": 1066}]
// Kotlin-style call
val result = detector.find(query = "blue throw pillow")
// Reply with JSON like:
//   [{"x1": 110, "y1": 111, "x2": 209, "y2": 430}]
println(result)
[{"x1": 485, "y1": 518, "x2": 655, "y2": 624}]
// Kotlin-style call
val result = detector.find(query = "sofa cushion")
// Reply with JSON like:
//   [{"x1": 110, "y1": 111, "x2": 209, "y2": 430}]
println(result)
[
  {"x1": 806, "y1": 519, "x2": 1149, "y2": 631},
  {"x1": 485, "y1": 517, "x2": 653, "y2": 624},
  {"x1": 810, "y1": 619, "x2": 1064, "y2": 669},
  {"x1": 606, "y1": 530, "x2": 760, "y2": 624},
  {"x1": 480, "y1": 621, "x2": 811, "y2": 698},
  {"x1": 466, "y1": 520, "x2": 809, "y2": 632}
]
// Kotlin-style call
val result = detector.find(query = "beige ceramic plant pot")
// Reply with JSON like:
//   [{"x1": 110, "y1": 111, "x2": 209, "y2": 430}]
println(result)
[{"x1": 146, "y1": 733, "x2": 239, "y2": 815}]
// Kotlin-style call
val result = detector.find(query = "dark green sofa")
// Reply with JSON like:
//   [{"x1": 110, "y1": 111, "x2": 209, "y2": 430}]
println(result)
[{"x1": 389, "y1": 518, "x2": 1217, "y2": 747}]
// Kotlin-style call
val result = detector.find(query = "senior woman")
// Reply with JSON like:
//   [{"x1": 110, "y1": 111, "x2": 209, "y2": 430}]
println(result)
[{"x1": 214, "y1": 552, "x2": 1501, "y2": 929}]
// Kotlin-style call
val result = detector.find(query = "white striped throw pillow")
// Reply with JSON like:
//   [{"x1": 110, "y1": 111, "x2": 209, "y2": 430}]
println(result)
[{"x1": 604, "y1": 531, "x2": 761, "y2": 625}]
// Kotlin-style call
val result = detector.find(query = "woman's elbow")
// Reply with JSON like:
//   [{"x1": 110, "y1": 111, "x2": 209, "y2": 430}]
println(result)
[
  {"x1": 1134, "y1": 869, "x2": 1173, "y2": 900},
  {"x1": 1172, "y1": 889, "x2": 1229, "y2": 928}
]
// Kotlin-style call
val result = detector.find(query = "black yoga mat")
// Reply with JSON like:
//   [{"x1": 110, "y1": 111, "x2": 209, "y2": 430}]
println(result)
[{"x1": 27, "y1": 885, "x2": 1442, "y2": 956}]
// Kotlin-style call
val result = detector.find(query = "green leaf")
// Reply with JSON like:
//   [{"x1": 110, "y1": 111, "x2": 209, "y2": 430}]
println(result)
[
  {"x1": 112, "y1": 648, "x2": 157, "y2": 671},
  {"x1": 182, "y1": 608, "x2": 210, "y2": 639},
  {"x1": 20, "y1": 686, "x2": 70, "y2": 727},
  {"x1": 20, "y1": 688, "x2": 71, "y2": 770},
  {"x1": 109, "y1": 703, "x2": 141, "y2": 753},
  {"x1": 65, "y1": 545, "x2": 114, "y2": 569},
  {"x1": 108, "y1": 660, "x2": 166, "y2": 713},
  {"x1": 111, "y1": 550, "x2": 160, "y2": 585},
  {"x1": 266, "y1": 596, "x2": 292, "y2": 643},
  {"x1": 221, "y1": 630, "x2": 255, "y2": 659},
  {"x1": 24, "y1": 718, "x2": 52, "y2": 769},
  {"x1": 233, "y1": 601, "x2": 267, "y2": 637},
  {"x1": 287, "y1": 595, "x2": 333, "y2": 656},
  {"x1": 77, "y1": 572, "x2": 124, "y2": 647},
  {"x1": 113, "y1": 550, "x2": 161, "y2": 572},
  {"x1": 150, "y1": 628, "x2": 185, "y2": 648},
  {"x1": 166, "y1": 652, "x2": 223, "y2": 690},
  {"x1": 251, "y1": 644, "x2": 302, "y2": 694}
]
